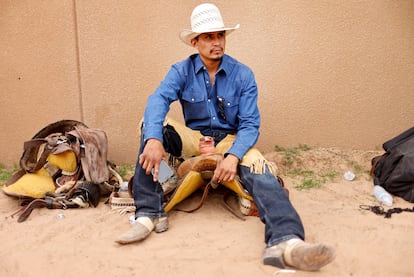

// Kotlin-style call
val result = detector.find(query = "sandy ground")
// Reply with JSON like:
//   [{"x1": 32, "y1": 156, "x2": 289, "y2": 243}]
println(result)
[{"x1": 0, "y1": 148, "x2": 413, "y2": 277}]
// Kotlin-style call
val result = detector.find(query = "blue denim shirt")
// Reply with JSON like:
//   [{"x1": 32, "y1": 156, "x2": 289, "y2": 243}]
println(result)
[{"x1": 142, "y1": 54, "x2": 260, "y2": 159}]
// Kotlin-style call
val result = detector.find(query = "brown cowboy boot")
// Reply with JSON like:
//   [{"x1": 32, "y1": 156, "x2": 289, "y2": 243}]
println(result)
[
  {"x1": 263, "y1": 238, "x2": 335, "y2": 271},
  {"x1": 115, "y1": 216, "x2": 168, "y2": 244}
]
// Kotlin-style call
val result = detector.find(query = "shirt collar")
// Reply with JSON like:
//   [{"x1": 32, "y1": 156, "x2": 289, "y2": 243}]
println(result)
[{"x1": 194, "y1": 54, "x2": 229, "y2": 75}]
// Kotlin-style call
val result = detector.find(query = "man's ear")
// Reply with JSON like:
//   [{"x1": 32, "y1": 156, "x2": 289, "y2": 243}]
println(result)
[{"x1": 190, "y1": 38, "x2": 198, "y2": 48}]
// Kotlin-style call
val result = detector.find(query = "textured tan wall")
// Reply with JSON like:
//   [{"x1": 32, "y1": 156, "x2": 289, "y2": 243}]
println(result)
[{"x1": 1, "y1": 0, "x2": 413, "y2": 166}]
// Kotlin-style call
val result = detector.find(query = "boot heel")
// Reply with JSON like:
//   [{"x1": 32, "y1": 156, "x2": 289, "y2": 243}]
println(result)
[
  {"x1": 263, "y1": 245, "x2": 286, "y2": 268},
  {"x1": 155, "y1": 217, "x2": 169, "y2": 233}
]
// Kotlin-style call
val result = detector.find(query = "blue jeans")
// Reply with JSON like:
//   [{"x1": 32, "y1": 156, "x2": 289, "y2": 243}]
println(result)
[
  {"x1": 132, "y1": 121, "x2": 305, "y2": 247},
  {"x1": 238, "y1": 165, "x2": 304, "y2": 247},
  {"x1": 132, "y1": 141, "x2": 168, "y2": 219}
]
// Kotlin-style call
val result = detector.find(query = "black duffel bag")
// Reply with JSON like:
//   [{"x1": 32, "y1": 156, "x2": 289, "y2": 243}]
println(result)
[{"x1": 371, "y1": 126, "x2": 414, "y2": 203}]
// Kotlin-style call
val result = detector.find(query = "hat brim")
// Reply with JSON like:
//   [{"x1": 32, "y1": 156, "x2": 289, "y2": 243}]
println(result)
[{"x1": 179, "y1": 24, "x2": 240, "y2": 46}]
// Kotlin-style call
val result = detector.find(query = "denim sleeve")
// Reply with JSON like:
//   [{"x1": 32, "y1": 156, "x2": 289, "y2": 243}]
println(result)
[
  {"x1": 142, "y1": 66, "x2": 181, "y2": 143},
  {"x1": 226, "y1": 71, "x2": 260, "y2": 159}
]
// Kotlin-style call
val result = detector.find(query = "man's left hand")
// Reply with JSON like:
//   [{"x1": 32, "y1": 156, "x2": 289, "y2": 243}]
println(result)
[{"x1": 213, "y1": 154, "x2": 239, "y2": 183}]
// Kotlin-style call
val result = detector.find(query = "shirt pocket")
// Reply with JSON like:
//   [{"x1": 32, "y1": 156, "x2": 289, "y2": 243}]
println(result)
[
  {"x1": 181, "y1": 92, "x2": 208, "y2": 120},
  {"x1": 222, "y1": 96, "x2": 239, "y2": 124}
]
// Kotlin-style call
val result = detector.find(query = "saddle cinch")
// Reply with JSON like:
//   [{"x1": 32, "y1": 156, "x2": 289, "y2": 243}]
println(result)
[
  {"x1": 116, "y1": 153, "x2": 288, "y2": 220},
  {"x1": 2, "y1": 120, "x2": 122, "y2": 222}
]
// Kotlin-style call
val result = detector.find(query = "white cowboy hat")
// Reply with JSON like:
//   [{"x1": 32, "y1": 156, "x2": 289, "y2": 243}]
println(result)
[{"x1": 179, "y1": 3, "x2": 240, "y2": 46}]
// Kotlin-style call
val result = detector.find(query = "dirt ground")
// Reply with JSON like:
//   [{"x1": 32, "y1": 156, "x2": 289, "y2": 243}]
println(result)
[{"x1": 1, "y1": 147, "x2": 413, "y2": 277}]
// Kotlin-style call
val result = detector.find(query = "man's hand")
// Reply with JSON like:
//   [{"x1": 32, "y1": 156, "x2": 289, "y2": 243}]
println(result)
[
  {"x1": 139, "y1": 139, "x2": 166, "y2": 182},
  {"x1": 213, "y1": 154, "x2": 239, "y2": 183}
]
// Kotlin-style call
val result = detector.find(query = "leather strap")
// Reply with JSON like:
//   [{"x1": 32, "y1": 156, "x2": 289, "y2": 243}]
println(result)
[
  {"x1": 19, "y1": 138, "x2": 50, "y2": 173},
  {"x1": 173, "y1": 182, "x2": 212, "y2": 213},
  {"x1": 16, "y1": 199, "x2": 49, "y2": 223},
  {"x1": 14, "y1": 197, "x2": 79, "y2": 223}
]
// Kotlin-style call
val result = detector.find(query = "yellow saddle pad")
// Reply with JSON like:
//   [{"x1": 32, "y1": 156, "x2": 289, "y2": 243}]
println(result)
[
  {"x1": 2, "y1": 168, "x2": 55, "y2": 199},
  {"x1": 3, "y1": 150, "x2": 77, "y2": 199},
  {"x1": 163, "y1": 154, "x2": 254, "y2": 213},
  {"x1": 164, "y1": 170, "x2": 207, "y2": 212}
]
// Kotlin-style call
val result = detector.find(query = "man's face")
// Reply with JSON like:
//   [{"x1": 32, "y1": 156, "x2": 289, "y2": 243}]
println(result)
[{"x1": 191, "y1": 31, "x2": 226, "y2": 61}]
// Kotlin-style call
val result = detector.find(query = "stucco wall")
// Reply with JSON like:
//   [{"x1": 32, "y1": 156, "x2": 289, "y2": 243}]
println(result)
[{"x1": 1, "y1": 0, "x2": 413, "y2": 166}]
